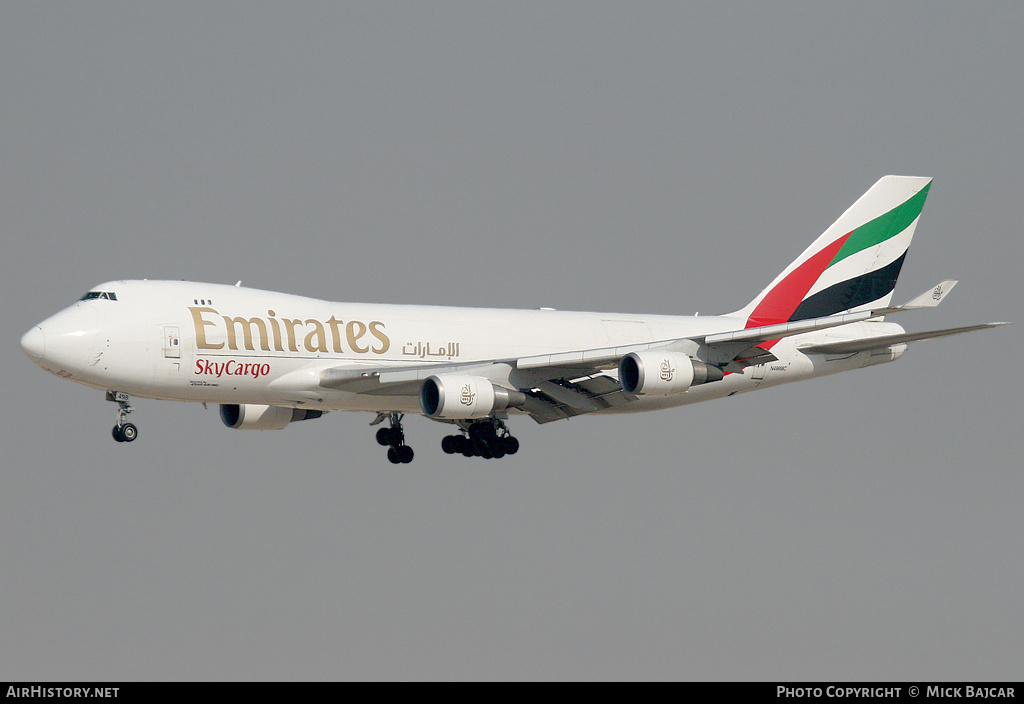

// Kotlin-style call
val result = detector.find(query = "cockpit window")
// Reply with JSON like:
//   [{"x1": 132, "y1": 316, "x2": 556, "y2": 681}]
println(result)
[{"x1": 79, "y1": 291, "x2": 118, "y2": 301}]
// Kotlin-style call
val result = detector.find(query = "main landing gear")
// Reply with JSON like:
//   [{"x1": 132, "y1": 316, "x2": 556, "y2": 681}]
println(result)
[
  {"x1": 441, "y1": 419, "x2": 519, "y2": 460},
  {"x1": 108, "y1": 391, "x2": 138, "y2": 443},
  {"x1": 375, "y1": 412, "x2": 414, "y2": 464},
  {"x1": 371, "y1": 415, "x2": 521, "y2": 463}
]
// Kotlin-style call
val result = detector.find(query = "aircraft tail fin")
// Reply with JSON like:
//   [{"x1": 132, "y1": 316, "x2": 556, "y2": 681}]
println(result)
[{"x1": 729, "y1": 175, "x2": 932, "y2": 327}]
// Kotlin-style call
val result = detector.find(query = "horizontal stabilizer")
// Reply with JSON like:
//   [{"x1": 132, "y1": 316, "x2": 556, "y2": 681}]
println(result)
[
  {"x1": 897, "y1": 279, "x2": 958, "y2": 309},
  {"x1": 798, "y1": 322, "x2": 1008, "y2": 354}
]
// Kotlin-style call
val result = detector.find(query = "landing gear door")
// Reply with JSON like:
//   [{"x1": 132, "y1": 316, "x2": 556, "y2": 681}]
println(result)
[{"x1": 163, "y1": 326, "x2": 181, "y2": 358}]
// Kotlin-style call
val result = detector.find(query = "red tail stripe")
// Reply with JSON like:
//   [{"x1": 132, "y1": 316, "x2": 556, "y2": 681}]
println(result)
[{"x1": 744, "y1": 232, "x2": 851, "y2": 329}]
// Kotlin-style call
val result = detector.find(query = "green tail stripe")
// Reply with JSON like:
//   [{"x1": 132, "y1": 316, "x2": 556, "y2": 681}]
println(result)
[{"x1": 829, "y1": 181, "x2": 930, "y2": 268}]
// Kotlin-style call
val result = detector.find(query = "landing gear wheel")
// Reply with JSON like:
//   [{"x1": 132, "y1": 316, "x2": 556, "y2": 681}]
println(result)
[
  {"x1": 502, "y1": 436, "x2": 519, "y2": 455},
  {"x1": 445, "y1": 419, "x2": 520, "y2": 460},
  {"x1": 469, "y1": 422, "x2": 497, "y2": 442},
  {"x1": 441, "y1": 436, "x2": 457, "y2": 454},
  {"x1": 386, "y1": 426, "x2": 404, "y2": 447},
  {"x1": 377, "y1": 412, "x2": 414, "y2": 464},
  {"x1": 110, "y1": 392, "x2": 137, "y2": 443}
]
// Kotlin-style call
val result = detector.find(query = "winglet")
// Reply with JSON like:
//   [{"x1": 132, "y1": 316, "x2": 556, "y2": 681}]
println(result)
[{"x1": 897, "y1": 279, "x2": 958, "y2": 310}]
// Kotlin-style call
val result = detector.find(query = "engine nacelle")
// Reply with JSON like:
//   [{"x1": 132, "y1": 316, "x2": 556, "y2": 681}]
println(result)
[
  {"x1": 220, "y1": 404, "x2": 323, "y2": 430},
  {"x1": 420, "y1": 374, "x2": 527, "y2": 419},
  {"x1": 619, "y1": 351, "x2": 723, "y2": 395}
]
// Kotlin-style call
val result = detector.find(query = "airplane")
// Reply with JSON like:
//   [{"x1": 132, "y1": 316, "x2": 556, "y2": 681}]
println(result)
[{"x1": 20, "y1": 175, "x2": 1006, "y2": 463}]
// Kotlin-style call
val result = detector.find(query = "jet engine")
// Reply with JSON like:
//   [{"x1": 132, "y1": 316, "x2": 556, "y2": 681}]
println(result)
[
  {"x1": 619, "y1": 351, "x2": 724, "y2": 395},
  {"x1": 220, "y1": 403, "x2": 324, "y2": 430},
  {"x1": 420, "y1": 374, "x2": 527, "y2": 419}
]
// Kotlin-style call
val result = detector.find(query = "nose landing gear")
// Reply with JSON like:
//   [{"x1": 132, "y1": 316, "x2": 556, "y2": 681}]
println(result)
[{"x1": 108, "y1": 391, "x2": 138, "y2": 443}]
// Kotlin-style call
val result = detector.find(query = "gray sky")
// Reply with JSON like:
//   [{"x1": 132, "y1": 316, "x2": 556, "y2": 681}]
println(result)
[{"x1": 2, "y1": 2, "x2": 1021, "y2": 680}]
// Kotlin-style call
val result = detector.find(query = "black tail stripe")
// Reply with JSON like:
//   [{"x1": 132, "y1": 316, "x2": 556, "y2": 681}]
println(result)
[{"x1": 789, "y1": 252, "x2": 907, "y2": 322}]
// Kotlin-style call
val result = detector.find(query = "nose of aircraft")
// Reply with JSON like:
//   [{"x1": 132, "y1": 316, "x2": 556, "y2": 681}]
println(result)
[
  {"x1": 20, "y1": 307, "x2": 98, "y2": 376},
  {"x1": 21, "y1": 326, "x2": 45, "y2": 362}
]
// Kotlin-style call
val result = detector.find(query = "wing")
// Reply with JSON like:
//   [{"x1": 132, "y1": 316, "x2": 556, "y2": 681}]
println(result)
[
  {"x1": 797, "y1": 322, "x2": 1008, "y2": 355},
  {"x1": 309, "y1": 281, "x2": 1002, "y2": 424}
]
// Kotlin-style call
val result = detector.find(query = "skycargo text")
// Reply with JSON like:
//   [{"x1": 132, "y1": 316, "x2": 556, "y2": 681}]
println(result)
[{"x1": 195, "y1": 359, "x2": 271, "y2": 380}]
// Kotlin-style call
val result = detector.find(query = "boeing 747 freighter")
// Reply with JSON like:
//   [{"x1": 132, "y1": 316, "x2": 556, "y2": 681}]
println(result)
[{"x1": 20, "y1": 176, "x2": 1006, "y2": 462}]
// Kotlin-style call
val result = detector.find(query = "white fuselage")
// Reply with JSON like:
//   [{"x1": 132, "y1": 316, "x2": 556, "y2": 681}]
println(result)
[{"x1": 22, "y1": 280, "x2": 906, "y2": 417}]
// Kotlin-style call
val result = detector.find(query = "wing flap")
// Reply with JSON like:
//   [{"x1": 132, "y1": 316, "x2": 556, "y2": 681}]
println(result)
[
  {"x1": 534, "y1": 380, "x2": 605, "y2": 413},
  {"x1": 519, "y1": 393, "x2": 574, "y2": 424}
]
